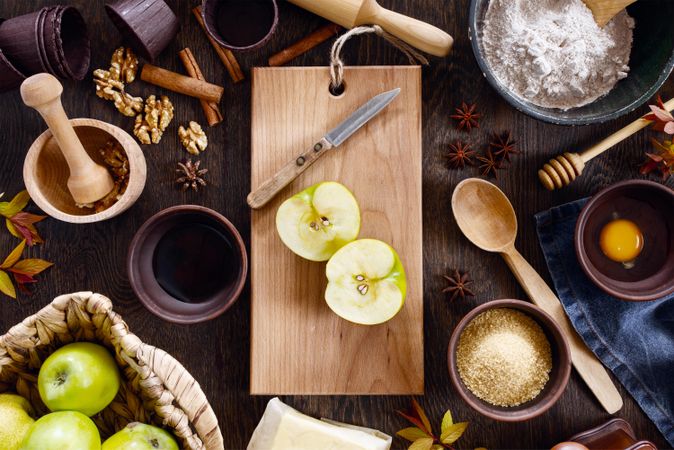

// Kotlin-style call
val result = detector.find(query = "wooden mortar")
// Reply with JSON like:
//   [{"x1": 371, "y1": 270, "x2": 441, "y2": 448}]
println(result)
[{"x1": 23, "y1": 118, "x2": 146, "y2": 223}]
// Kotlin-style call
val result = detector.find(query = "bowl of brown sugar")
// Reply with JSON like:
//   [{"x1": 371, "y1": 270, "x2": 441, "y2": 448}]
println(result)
[{"x1": 447, "y1": 299, "x2": 571, "y2": 421}]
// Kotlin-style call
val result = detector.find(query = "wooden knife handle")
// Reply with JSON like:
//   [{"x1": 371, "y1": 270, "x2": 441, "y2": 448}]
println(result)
[
  {"x1": 247, "y1": 137, "x2": 333, "y2": 209},
  {"x1": 501, "y1": 247, "x2": 623, "y2": 414}
]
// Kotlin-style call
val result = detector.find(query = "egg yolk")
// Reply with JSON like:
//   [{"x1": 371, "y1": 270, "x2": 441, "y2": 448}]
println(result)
[{"x1": 599, "y1": 219, "x2": 644, "y2": 263}]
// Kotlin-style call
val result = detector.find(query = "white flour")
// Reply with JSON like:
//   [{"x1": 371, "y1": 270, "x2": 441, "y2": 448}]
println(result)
[{"x1": 481, "y1": 0, "x2": 635, "y2": 110}]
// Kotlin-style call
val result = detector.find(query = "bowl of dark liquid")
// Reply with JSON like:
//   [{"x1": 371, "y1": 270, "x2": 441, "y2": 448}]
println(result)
[
  {"x1": 127, "y1": 205, "x2": 248, "y2": 324},
  {"x1": 201, "y1": 0, "x2": 278, "y2": 51}
]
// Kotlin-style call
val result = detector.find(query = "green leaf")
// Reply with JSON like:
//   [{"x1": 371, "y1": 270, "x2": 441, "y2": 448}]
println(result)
[
  {"x1": 0, "y1": 190, "x2": 30, "y2": 218},
  {"x1": 411, "y1": 399, "x2": 433, "y2": 436},
  {"x1": 441, "y1": 410, "x2": 453, "y2": 433},
  {"x1": 431, "y1": 446, "x2": 445, "y2": 450},
  {"x1": 0, "y1": 269, "x2": 16, "y2": 298},
  {"x1": 397, "y1": 427, "x2": 431, "y2": 442},
  {"x1": 0, "y1": 240, "x2": 26, "y2": 269},
  {"x1": 441, "y1": 422, "x2": 468, "y2": 445},
  {"x1": 409, "y1": 438, "x2": 434, "y2": 450},
  {"x1": 10, "y1": 258, "x2": 53, "y2": 276}
]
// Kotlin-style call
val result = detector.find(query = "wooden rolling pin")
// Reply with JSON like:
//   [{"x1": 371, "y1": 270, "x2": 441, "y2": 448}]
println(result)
[
  {"x1": 21, "y1": 74, "x2": 114, "y2": 205},
  {"x1": 287, "y1": 0, "x2": 453, "y2": 57},
  {"x1": 583, "y1": 0, "x2": 637, "y2": 27},
  {"x1": 539, "y1": 97, "x2": 674, "y2": 190}
]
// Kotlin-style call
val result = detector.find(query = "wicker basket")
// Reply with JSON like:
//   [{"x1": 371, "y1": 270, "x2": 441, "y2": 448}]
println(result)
[{"x1": 0, "y1": 292, "x2": 224, "y2": 450}]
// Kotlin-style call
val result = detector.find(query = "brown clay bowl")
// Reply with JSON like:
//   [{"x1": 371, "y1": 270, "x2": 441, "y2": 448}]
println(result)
[
  {"x1": 23, "y1": 118, "x2": 146, "y2": 223},
  {"x1": 127, "y1": 205, "x2": 248, "y2": 324},
  {"x1": 575, "y1": 180, "x2": 674, "y2": 301},
  {"x1": 447, "y1": 299, "x2": 571, "y2": 422}
]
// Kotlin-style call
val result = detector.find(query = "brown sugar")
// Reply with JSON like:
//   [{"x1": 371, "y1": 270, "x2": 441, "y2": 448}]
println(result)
[{"x1": 456, "y1": 308, "x2": 552, "y2": 407}]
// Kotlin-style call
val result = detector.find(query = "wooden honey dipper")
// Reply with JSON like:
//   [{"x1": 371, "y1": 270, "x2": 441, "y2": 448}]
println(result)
[
  {"x1": 539, "y1": 97, "x2": 674, "y2": 191},
  {"x1": 21, "y1": 74, "x2": 114, "y2": 205}
]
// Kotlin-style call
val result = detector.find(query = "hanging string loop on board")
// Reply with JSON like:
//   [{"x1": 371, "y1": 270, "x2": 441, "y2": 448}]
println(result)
[{"x1": 329, "y1": 25, "x2": 429, "y2": 94}]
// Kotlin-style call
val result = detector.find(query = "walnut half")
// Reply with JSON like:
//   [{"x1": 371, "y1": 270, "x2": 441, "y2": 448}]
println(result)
[
  {"x1": 93, "y1": 68, "x2": 143, "y2": 117},
  {"x1": 109, "y1": 47, "x2": 138, "y2": 84},
  {"x1": 178, "y1": 121, "x2": 208, "y2": 155},
  {"x1": 134, "y1": 95, "x2": 174, "y2": 145}
]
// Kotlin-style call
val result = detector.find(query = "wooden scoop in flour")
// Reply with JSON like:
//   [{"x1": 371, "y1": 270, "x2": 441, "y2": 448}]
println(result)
[
  {"x1": 21, "y1": 74, "x2": 114, "y2": 205},
  {"x1": 583, "y1": 0, "x2": 637, "y2": 27},
  {"x1": 287, "y1": 0, "x2": 453, "y2": 57}
]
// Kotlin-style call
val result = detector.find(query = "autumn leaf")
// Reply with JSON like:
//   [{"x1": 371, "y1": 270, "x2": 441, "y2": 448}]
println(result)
[
  {"x1": 7, "y1": 212, "x2": 46, "y2": 246},
  {"x1": 440, "y1": 422, "x2": 469, "y2": 445},
  {"x1": 10, "y1": 258, "x2": 53, "y2": 276},
  {"x1": 0, "y1": 240, "x2": 26, "y2": 269},
  {"x1": 645, "y1": 96, "x2": 674, "y2": 134},
  {"x1": 409, "y1": 438, "x2": 434, "y2": 450},
  {"x1": 0, "y1": 190, "x2": 30, "y2": 218},
  {"x1": 397, "y1": 427, "x2": 431, "y2": 442},
  {"x1": 0, "y1": 270, "x2": 16, "y2": 298},
  {"x1": 440, "y1": 410, "x2": 453, "y2": 434}
]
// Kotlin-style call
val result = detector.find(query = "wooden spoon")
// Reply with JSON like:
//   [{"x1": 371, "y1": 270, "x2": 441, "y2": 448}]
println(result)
[
  {"x1": 451, "y1": 178, "x2": 623, "y2": 414},
  {"x1": 21, "y1": 73, "x2": 114, "y2": 205},
  {"x1": 583, "y1": 0, "x2": 637, "y2": 27}
]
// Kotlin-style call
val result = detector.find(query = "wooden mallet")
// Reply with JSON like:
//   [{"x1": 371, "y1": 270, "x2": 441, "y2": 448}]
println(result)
[{"x1": 539, "y1": 97, "x2": 674, "y2": 191}]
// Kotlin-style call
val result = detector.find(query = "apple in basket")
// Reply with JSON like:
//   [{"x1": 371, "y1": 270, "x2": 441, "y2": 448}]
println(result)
[
  {"x1": 102, "y1": 422, "x2": 179, "y2": 450},
  {"x1": 20, "y1": 411, "x2": 100, "y2": 450},
  {"x1": 38, "y1": 342, "x2": 121, "y2": 416},
  {"x1": 325, "y1": 239, "x2": 407, "y2": 325},
  {"x1": 276, "y1": 182, "x2": 361, "y2": 261}
]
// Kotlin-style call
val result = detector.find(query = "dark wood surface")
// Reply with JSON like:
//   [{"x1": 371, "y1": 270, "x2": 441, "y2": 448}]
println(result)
[{"x1": 0, "y1": 1, "x2": 672, "y2": 448}]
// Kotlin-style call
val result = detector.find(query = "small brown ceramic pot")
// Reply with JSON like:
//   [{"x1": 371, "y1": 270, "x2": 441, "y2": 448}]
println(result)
[
  {"x1": 575, "y1": 180, "x2": 674, "y2": 301},
  {"x1": 447, "y1": 299, "x2": 571, "y2": 422},
  {"x1": 127, "y1": 205, "x2": 248, "y2": 324},
  {"x1": 201, "y1": 0, "x2": 278, "y2": 51}
]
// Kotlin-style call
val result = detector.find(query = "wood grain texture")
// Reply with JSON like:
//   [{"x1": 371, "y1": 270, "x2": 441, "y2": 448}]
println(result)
[
  {"x1": 0, "y1": 0, "x2": 671, "y2": 448},
  {"x1": 250, "y1": 67, "x2": 423, "y2": 394}
]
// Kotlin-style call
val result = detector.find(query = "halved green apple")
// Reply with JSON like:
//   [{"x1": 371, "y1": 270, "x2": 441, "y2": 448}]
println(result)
[
  {"x1": 276, "y1": 182, "x2": 360, "y2": 261},
  {"x1": 325, "y1": 239, "x2": 407, "y2": 325}
]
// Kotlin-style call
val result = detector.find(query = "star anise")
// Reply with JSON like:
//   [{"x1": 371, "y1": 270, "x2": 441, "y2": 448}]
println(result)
[
  {"x1": 442, "y1": 270, "x2": 475, "y2": 301},
  {"x1": 490, "y1": 131, "x2": 519, "y2": 163},
  {"x1": 446, "y1": 141, "x2": 475, "y2": 168},
  {"x1": 450, "y1": 102, "x2": 481, "y2": 132},
  {"x1": 176, "y1": 159, "x2": 208, "y2": 192},
  {"x1": 476, "y1": 150, "x2": 501, "y2": 178}
]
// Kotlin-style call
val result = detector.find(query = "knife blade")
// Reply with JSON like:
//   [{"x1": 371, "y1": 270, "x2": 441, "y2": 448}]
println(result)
[{"x1": 247, "y1": 88, "x2": 401, "y2": 209}]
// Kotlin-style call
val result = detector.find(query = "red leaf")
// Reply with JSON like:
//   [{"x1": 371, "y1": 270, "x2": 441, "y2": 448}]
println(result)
[
  {"x1": 12, "y1": 271, "x2": 36, "y2": 285},
  {"x1": 411, "y1": 399, "x2": 433, "y2": 436},
  {"x1": 8, "y1": 213, "x2": 45, "y2": 246}
]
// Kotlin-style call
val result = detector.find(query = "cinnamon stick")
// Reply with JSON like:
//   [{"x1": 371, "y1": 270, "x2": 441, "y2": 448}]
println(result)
[
  {"x1": 179, "y1": 48, "x2": 223, "y2": 127},
  {"x1": 192, "y1": 6, "x2": 245, "y2": 83},
  {"x1": 269, "y1": 23, "x2": 342, "y2": 67},
  {"x1": 141, "y1": 64, "x2": 224, "y2": 103}
]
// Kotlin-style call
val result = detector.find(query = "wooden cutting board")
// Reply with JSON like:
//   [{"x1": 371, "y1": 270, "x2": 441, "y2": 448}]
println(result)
[{"x1": 250, "y1": 66, "x2": 423, "y2": 394}]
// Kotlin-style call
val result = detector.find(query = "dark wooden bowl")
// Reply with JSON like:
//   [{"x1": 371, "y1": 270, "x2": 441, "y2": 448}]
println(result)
[
  {"x1": 127, "y1": 205, "x2": 248, "y2": 324},
  {"x1": 201, "y1": 0, "x2": 278, "y2": 51},
  {"x1": 469, "y1": 0, "x2": 674, "y2": 125},
  {"x1": 447, "y1": 299, "x2": 571, "y2": 422},
  {"x1": 575, "y1": 180, "x2": 674, "y2": 301}
]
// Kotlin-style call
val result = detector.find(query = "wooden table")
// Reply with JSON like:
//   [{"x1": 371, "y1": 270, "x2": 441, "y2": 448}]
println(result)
[{"x1": 0, "y1": 1, "x2": 671, "y2": 448}]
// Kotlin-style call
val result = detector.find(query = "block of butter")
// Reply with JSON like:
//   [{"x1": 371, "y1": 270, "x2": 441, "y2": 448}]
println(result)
[{"x1": 247, "y1": 398, "x2": 392, "y2": 450}]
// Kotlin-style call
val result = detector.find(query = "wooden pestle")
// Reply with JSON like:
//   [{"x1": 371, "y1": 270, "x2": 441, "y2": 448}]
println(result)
[
  {"x1": 539, "y1": 97, "x2": 674, "y2": 191},
  {"x1": 582, "y1": 0, "x2": 637, "y2": 27},
  {"x1": 21, "y1": 74, "x2": 114, "y2": 205}
]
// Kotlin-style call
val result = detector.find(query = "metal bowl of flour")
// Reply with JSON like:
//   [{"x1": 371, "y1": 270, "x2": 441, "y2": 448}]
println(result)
[{"x1": 469, "y1": 0, "x2": 674, "y2": 125}]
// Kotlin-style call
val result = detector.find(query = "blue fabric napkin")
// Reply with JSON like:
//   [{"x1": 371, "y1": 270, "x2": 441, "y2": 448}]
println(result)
[{"x1": 535, "y1": 199, "x2": 674, "y2": 446}]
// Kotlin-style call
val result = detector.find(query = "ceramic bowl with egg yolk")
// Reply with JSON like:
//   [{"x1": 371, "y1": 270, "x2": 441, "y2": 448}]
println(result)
[{"x1": 575, "y1": 180, "x2": 674, "y2": 301}]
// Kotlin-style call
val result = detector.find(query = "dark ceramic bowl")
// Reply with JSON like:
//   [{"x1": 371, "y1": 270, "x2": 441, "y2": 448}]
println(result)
[
  {"x1": 201, "y1": 0, "x2": 278, "y2": 51},
  {"x1": 469, "y1": 0, "x2": 674, "y2": 125},
  {"x1": 448, "y1": 299, "x2": 571, "y2": 422},
  {"x1": 575, "y1": 180, "x2": 674, "y2": 301},
  {"x1": 127, "y1": 205, "x2": 248, "y2": 324}
]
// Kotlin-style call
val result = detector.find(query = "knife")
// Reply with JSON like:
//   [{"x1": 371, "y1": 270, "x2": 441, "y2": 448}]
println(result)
[{"x1": 247, "y1": 88, "x2": 401, "y2": 209}]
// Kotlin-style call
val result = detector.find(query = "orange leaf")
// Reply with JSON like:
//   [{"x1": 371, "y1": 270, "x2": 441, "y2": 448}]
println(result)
[
  {"x1": 411, "y1": 399, "x2": 433, "y2": 437},
  {"x1": 1, "y1": 240, "x2": 26, "y2": 269},
  {"x1": 0, "y1": 269, "x2": 16, "y2": 299},
  {"x1": 10, "y1": 259, "x2": 53, "y2": 276}
]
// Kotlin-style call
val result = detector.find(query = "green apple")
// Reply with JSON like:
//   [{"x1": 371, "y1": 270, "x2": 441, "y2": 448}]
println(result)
[
  {"x1": 276, "y1": 181, "x2": 360, "y2": 261},
  {"x1": 38, "y1": 342, "x2": 120, "y2": 416},
  {"x1": 20, "y1": 411, "x2": 100, "y2": 450},
  {"x1": 102, "y1": 422, "x2": 179, "y2": 450},
  {"x1": 325, "y1": 239, "x2": 407, "y2": 325},
  {"x1": 0, "y1": 393, "x2": 35, "y2": 450}
]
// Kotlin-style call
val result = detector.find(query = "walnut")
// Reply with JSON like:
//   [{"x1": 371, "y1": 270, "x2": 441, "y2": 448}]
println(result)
[
  {"x1": 109, "y1": 47, "x2": 138, "y2": 84},
  {"x1": 133, "y1": 95, "x2": 174, "y2": 144},
  {"x1": 93, "y1": 69, "x2": 143, "y2": 117},
  {"x1": 76, "y1": 140, "x2": 129, "y2": 212},
  {"x1": 178, "y1": 121, "x2": 208, "y2": 155}
]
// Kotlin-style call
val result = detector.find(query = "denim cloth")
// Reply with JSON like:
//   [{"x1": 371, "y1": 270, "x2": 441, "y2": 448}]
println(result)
[{"x1": 535, "y1": 199, "x2": 674, "y2": 446}]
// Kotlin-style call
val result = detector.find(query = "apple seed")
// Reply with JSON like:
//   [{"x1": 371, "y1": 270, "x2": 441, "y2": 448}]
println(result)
[{"x1": 357, "y1": 284, "x2": 369, "y2": 295}]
